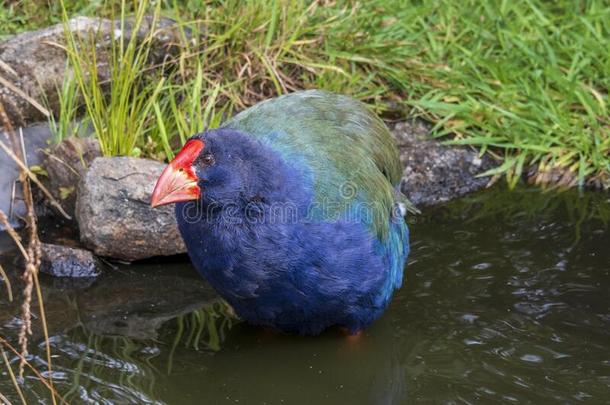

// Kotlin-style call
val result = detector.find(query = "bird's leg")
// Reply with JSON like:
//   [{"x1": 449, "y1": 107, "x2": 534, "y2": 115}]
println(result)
[
  {"x1": 256, "y1": 325, "x2": 280, "y2": 340},
  {"x1": 338, "y1": 326, "x2": 364, "y2": 342}
]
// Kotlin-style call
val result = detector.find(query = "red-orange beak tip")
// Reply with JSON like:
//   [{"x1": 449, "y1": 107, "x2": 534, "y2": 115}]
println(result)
[
  {"x1": 150, "y1": 139, "x2": 204, "y2": 208},
  {"x1": 150, "y1": 165, "x2": 200, "y2": 208}
]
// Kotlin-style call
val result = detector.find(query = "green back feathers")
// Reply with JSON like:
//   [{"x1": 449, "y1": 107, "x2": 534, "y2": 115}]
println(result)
[{"x1": 223, "y1": 90, "x2": 403, "y2": 240}]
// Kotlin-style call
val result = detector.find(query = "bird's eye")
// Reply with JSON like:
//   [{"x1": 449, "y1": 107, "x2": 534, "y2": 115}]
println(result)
[{"x1": 201, "y1": 153, "x2": 215, "y2": 166}]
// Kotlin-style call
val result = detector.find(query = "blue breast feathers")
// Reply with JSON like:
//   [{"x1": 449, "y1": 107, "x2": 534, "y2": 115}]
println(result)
[{"x1": 175, "y1": 128, "x2": 409, "y2": 335}]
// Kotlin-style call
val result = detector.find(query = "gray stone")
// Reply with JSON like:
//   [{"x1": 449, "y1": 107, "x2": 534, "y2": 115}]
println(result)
[
  {"x1": 76, "y1": 156, "x2": 186, "y2": 261},
  {"x1": 41, "y1": 136, "x2": 101, "y2": 217},
  {"x1": 392, "y1": 120, "x2": 497, "y2": 207},
  {"x1": 40, "y1": 242, "x2": 102, "y2": 278},
  {"x1": 0, "y1": 16, "x2": 185, "y2": 126}
]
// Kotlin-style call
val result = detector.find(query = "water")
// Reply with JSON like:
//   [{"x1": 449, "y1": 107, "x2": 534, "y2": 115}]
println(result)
[{"x1": 1, "y1": 187, "x2": 609, "y2": 403}]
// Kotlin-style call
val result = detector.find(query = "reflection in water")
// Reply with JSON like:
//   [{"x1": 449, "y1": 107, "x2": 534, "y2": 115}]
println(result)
[
  {"x1": 169, "y1": 300, "x2": 238, "y2": 352},
  {"x1": 0, "y1": 186, "x2": 609, "y2": 403},
  {"x1": 52, "y1": 330, "x2": 160, "y2": 403},
  {"x1": 55, "y1": 299, "x2": 237, "y2": 404}
]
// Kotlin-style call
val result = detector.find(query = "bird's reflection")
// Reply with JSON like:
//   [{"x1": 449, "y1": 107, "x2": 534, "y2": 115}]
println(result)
[{"x1": 1, "y1": 258, "x2": 411, "y2": 404}]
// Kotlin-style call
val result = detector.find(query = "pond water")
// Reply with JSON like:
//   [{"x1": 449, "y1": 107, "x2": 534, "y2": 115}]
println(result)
[{"x1": 1, "y1": 187, "x2": 609, "y2": 404}]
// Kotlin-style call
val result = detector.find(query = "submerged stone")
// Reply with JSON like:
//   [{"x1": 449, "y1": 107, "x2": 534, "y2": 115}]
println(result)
[{"x1": 40, "y1": 242, "x2": 102, "y2": 278}]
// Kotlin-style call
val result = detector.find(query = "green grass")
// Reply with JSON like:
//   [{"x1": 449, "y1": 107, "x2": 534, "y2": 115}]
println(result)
[
  {"x1": 60, "y1": 0, "x2": 167, "y2": 156},
  {"x1": 398, "y1": 1, "x2": 610, "y2": 188},
  {"x1": 4, "y1": 0, "x2": 608, "y2": 187},
  {"x1": 0, "y1": 0, "x2": 107, "y2": 40},
  {"x1": 47, "y1": 72, "x2": 81, "y2": 143}
]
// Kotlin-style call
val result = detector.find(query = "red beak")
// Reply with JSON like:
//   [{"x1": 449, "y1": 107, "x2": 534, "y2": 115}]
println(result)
[{"x1": 151, "y1": 139, "x2": 205, "y2": 208}]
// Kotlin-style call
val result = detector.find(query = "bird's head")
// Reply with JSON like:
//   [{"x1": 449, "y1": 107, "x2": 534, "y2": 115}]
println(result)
[{"x1": 150, "y1": 129, "x2": 272, "y2": 208}]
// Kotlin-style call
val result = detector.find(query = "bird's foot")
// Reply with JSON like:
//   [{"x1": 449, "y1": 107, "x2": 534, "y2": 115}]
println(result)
[
  {"x1": 256, "y1": 325, "x2": 280, "y2": 340},
  {"x1": 338, "y1": 327, "x2": 364, "y2": 342}
]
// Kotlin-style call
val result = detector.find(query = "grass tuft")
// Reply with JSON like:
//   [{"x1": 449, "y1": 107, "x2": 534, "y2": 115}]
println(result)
[
  {"x1": 39, "y1": 0, "x2": 610, "y2": 186},
  {"x1": 60, "y1": 0, "x2": 166, "y2": 156}
]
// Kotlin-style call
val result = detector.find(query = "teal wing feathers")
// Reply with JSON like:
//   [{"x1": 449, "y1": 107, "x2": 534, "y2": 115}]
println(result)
[{"x1": 222, "y1": 90, "x2": 404, "y2": 240}]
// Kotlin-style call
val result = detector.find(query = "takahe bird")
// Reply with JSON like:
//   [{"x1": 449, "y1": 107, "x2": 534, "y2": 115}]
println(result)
[{"x1": 151, "y1": 90, "x2": 410, "y2": 335}]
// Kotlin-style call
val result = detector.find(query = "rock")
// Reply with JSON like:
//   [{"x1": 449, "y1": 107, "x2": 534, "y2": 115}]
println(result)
[
  {"x1": 0, "y1": 16, "x2": 186, "y2": 126},
  {"x1": 392, "y1": 120, "x2": 497, "y2": 207},
  {"x1": 41, "y1": 136, "x2": 101, "y2": 217},
  {"x1": 76, "y1": 156, "x2": 186, "y2": 261},
  {"x1": 40, "y1": 242, "x2": 102, "y2": 278}
]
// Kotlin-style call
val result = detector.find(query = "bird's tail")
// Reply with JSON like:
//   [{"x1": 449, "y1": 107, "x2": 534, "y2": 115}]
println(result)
[{"x1": 394, "y1": 188, "x2": 420, "y2": 216}]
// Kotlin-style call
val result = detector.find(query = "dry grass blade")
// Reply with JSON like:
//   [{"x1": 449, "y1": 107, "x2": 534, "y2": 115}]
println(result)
[
  {"x1": 0, "y1": 210, "x2": 30, "y2": 376},
  {"x1": 0, "y1": 263, "x2": 13, "y2": 302},
  {"x1": 0, "y1": 101, "x2": 57, "y2": 404},
  {"x1": 0, "y1": 74, "x2": 50, "y2": 118},
  {"x1": 41, "y1": 150, "x2": 80, "y2": 177},
  {"x1": 0, "y1": 139, "x2": 71, "y2": 220},
  {"x1": 0, "y1": 338, "x2": 67, "y2": 405},
  {"x1": 0, "y1": 391, "x2": 16, "y2": 405},
  {"x1": 17, "y1": 265, "x2": 34, "y2": 378},
  {"x1": 0, "y1": 345, "x2": 26, "y2": 405},
  {"x1": 0, "y1": 60, "x2": 18, "y2": 77},
  {"x1": 0, "y1": 212, "x2": 26, "y2": 259}
]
